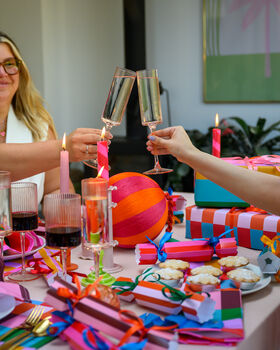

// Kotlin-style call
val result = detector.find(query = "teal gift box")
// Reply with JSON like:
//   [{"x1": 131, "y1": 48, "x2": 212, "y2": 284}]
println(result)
[{"x1": 194, "y1": 156, "x2": 280, "y2": 208}]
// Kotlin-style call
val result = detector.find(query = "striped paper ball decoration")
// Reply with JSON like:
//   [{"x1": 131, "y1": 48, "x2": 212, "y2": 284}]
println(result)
[{"x1": 109, "y1": 172, "x2": 168, "y2": 248}]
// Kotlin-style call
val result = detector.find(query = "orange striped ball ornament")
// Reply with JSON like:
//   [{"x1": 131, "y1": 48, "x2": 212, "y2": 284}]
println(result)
[{"x1": 109, "y1": 172, "x2": 168, "y2": 248}]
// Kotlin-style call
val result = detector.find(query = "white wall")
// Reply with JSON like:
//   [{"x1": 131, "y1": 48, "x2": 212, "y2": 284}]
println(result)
[
  {"x1": 146, "y1": 0, "x2": 280, "y2": 132},
  {"x1": 41, "y1": 0, "x2": 125, "y2": 137}
]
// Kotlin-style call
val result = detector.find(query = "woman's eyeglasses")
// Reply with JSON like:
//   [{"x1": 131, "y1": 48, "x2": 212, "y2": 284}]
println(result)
[{"x1": 0, "y1": 58, "x2": 21, "y2": 75}]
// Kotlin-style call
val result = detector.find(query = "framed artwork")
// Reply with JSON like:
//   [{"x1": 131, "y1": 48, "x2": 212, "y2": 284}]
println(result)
[{"x1": 203, "y1": 0, "x2": 280, "y2": 102}]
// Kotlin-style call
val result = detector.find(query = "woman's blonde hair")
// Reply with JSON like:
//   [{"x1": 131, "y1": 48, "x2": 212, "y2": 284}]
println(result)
[{"x1": 0, "y1": 32, "x2": 57, "y2": 141}]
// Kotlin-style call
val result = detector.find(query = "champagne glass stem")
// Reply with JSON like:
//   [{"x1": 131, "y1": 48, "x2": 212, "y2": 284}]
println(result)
[
  {"x1": 149, "y1": 125, "x2": 161, "y2": 170},
  {"x1": 20, "y1": 232, "x2": 26, "y2": 274},
  {"x1": 93, "y1": 249, "x2": 100, "y2": 279},
  {"x1": 61, "y1": 248, "x2": 68, "y2": 281}
]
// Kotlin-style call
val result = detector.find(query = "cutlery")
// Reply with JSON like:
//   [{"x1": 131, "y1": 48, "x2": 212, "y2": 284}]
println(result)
[
  {"x1": 9, "y1": 317, "x2": 52, "y2": 350},
  {"x1": 0, "y1": 305, "x2": 45, "y2": 349}
]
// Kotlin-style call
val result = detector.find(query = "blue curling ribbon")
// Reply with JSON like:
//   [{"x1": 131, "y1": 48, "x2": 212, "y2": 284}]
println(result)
[
  {"x1": 146, "y1": 231, "x2": 173, "y2": 262},
  {"x1": 167, "y1": 187, "x2": 173, "y2": 196},
  {"x1": 120, "y1": 339, "x2": 148, "y2": 350},
  {"x1": 82, "y1": 326, "x2": 109, "y2": 350},
  {"x1": 47, "y1": 300, "x2": 75, "y2": 337},
  {"x1": 195, "y1": 228, "x2": 233, "y2": 254}
]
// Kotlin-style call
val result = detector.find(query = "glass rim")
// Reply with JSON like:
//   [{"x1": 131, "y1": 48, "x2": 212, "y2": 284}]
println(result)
[
  {"x1": 11, "y1": 181, "x2": 37, "y2": 187},
  {"x1": 44, "y1": 193, "x2": 81, "y2": 200},
  {"x1": 114, "y1": 66, "x2": 136, "y2": 77}
]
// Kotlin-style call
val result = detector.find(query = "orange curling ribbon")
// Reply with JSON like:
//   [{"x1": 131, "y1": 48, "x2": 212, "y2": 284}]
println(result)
[
  {"x1": 260, "y1": 235, "x2": 280, "y2": 255},
  {"x1": 165, "y1": 192, "x2": 176, "y2": 233},
  {"x1": 117, "y1": 309, "x2": 177, "y2": 346},
  {"x1": 57, "y1": 273, "x2": 103, "y2": 307},
  {"x1": 228, "y1": 206, "x2": 267, "y2": 229}
]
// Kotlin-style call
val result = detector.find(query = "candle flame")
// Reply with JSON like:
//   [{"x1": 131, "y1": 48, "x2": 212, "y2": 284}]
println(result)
[
  {"x1": 62, "y1": 133, "x2": 66, "y2": 150},
  {"x1": 101, "y1": 127, "x2": 106, "y2": 141},
  {"x1": 215, "y1": 113, "x2": 219, "y2": 127},
  {"x1": 97, "y1": 166, "x2": 104, "y2": 178}
]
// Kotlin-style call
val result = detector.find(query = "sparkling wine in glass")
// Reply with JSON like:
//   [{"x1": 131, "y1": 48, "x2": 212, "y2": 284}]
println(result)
[
  {"x1": 81, "y1": 177, "x2": 117, "y2": 280},
  {"x1": 0, "y1": 171, "x2": 12, "y2": 266},
  {"x1": 9, "y1": 182, "x2": 38, "y2": 282},
  {"x1": 44, "y1": 193, "x2": 81, "y2": 281},
  {"x1": 137, "y1": 68, "x2": 173, "y2": 175},
  {"x1": 83, "y1": 66, "x2": 136, "y2": 169}
]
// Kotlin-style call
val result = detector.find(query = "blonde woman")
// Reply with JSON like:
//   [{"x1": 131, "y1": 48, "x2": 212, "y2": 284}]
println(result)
[{"x1": 0, "y1": 31, "x2": 111, "y2": 202}]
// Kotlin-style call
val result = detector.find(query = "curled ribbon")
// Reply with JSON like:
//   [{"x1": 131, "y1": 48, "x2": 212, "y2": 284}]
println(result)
[
  {"x1": 146, "y1": 231, "x2": 173, "y2": 262},
  {"x1": 246, "y1": 155, "x2": 280, "y2": 172},
  {"x1": 47, "y1": 300, "x2": 75, "y2": 336},
  {"x1": 261, "y1": 235, "x2": 280, "y2": 255},
  {"x1": 82, "y1": 326, "x2": 110, "y2": 350},
  {"x1": 194, "y1": 229, "x2": 233, "y2": 254},
  {"x1": 112, "y1": 268, "x2": 159, "y2": 295},
  {"x1": 117, "y1": 309, "x2": 177, "y2": 347},
  {"x1": 57, "y1": 274, "x2": 103, "y2": 307}
]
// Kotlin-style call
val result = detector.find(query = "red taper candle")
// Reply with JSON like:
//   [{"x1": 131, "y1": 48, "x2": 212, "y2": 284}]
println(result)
[{"x1": 212, "y1": 113, "x2": 221, "y2": 158}]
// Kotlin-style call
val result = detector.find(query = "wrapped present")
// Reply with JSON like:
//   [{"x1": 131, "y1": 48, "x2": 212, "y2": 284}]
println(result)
[
  {"x1": 136, "y1": 230, "x2": 237, "y2": 265},
  {"x1": 45, "y1": 277, "x2": 174, "y2": 350},
  {"x1": 186, "y1": 205, "x2": 280, "y2": 250},
  {"x1": 133, "y1": 280, "x2": 182, "y2": 315},
  {"x1": 194, "y1": 155, "x2": 280, "y2": 208},
  {"x1": 112, "y1": 277, "x2": 136, "y2": 302}
]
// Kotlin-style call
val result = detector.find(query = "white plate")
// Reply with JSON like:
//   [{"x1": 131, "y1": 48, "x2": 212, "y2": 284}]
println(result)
[
  {"x1": 3, "y1": 236, "x2": 46, "y2": 261},
  {"x1": 0, "y1": 294, "x2": 16, "y2": 319},
  {"x1": 241, "y1": 263, "x2": 271, "y2": 296}
]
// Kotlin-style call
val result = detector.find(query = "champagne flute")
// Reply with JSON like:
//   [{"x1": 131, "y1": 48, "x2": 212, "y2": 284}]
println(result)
[
  {"x1": 9, "y1": 182, "x2": 38, "y2": 282},
  {"x1": 44, "y1": 193, "x2": 81, "y2": 281},
  {"x1": 137, "y1": 68, "x2": 173, "y2": 175},
  {"x1": 83, "y1": 66, "x2": 136, "y2": 169},
  {"x1": 81, "y1": 177, "x2": 117, "y2": 280},
  {"x1": 0, "y1": 171, "x2": 12, "y2": 265}
]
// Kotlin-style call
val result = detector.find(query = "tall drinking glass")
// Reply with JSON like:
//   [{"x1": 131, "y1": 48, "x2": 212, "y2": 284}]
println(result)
[
  {"x1": 0, "y1": 171, "x2": 12, "y2": 265},
  {"x1": 9, "y1": 182, "x2": 38, "y2": 281},
  {"x1": 84, "y1": 66, "x2": 136, "y2": 169},
  {"x1": 82, "y1": 178, "x2": 117, "y2": 279},
  {"x1": 44, "y1": 193, "x2": 81, "y2": 281},
  {"x1": 137, "y1": 69, "x2": 173, "y2": 175}
]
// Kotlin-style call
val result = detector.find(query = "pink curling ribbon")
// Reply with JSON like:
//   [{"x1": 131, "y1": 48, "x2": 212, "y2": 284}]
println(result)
[{"x1": 244, "y1": 155, "x2": 280, "y2": 172}]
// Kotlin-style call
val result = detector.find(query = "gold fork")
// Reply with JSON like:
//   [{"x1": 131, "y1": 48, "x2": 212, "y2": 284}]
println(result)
[{"x1": 0, "y1": 305, "x2": 45, "y2": 350}]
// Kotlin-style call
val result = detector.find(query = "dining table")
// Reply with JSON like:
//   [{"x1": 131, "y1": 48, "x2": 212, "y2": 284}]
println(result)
[{"x1": 16, "y1": 192, "x2": 280, "y2": 350}]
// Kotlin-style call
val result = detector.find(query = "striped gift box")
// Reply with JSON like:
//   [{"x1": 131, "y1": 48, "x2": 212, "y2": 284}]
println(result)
[{"x1": 186, "y1": 205, "x2": 280, "y2": 250}]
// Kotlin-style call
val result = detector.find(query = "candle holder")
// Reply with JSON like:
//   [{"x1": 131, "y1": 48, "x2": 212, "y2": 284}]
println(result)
[
  {"x1": 102, "y1": 185, "x2": 123, "y2": 274},
  {"x1": 81, "y1": 178, "x2": 118, "y2": 280}
]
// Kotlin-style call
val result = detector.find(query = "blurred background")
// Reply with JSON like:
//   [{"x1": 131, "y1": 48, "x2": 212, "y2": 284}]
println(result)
[{"x1": 1, "y1": 0, "x2": 280, "y2": 192}]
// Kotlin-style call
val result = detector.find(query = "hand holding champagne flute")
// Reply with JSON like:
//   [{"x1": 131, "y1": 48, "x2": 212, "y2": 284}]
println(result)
[
  {"x1": 84, "y1": 66, "x2": 136, "y2": 169},
  {"x1": 137, "y1": 69, "x2": 173, "y2": 175}
]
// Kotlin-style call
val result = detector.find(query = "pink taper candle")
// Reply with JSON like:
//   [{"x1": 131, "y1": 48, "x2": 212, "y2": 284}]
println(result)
[
  {"x1": 212, "y1": 113, "x2": 221, "y2": 158},
  {"x1": 97, "y1": 127, "x2": 109, "y2": 180},
  {"x1": 60, "y1": 133, "x2": 70, "y2": 193}
]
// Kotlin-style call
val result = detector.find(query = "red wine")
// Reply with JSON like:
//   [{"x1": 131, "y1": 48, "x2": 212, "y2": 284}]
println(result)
[
  {"x1": 46, "y1": 226, "x2": 81, "y2": 248},
  {"x1": 12, "y1": 212, "x2": 38, "y2": 231}
]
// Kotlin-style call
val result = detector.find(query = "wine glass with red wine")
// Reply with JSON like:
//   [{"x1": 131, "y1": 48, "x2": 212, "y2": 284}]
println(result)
[
  {"x1": 9, "y1": 182, "x2": 38, "y2": 282},
  {"x1": 0, "y1": 171, "x2": 12, "y2": 266},
  {"x1": 44, "y1": 193, "x2": 81, "y2": 280}
]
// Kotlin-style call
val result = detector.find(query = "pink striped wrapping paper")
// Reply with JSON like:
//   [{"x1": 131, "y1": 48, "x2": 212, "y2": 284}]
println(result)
[
  {"x1": 135, "y1": 237, "x2": 237, "y2": 265},
  {"x1": 44, "y1": 278, "x2": 173, "y2": 349}
]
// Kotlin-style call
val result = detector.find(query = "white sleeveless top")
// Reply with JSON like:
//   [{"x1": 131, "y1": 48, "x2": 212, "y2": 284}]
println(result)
[{"x1": 6, "y1": 107, "x2": 48, "y2": 204}]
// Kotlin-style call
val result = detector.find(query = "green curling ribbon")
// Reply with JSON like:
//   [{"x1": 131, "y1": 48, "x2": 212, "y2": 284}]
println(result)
[
  {"x1": 159, "y1": 280, "x2": 192, "y2": 302},
  {"x1": 112, "y1": 268, "x2": 160, "y2": 295}
]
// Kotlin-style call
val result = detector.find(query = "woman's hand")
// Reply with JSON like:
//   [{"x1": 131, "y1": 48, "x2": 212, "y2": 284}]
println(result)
[
  {"x1": 146, "y1": 126, "x2": 196, "y2": 162},
  {"x1": 66, "y1": 128, "x2": 112, "y2": 162}
]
